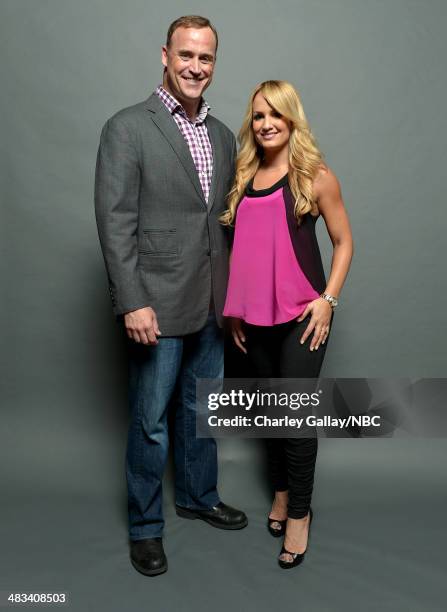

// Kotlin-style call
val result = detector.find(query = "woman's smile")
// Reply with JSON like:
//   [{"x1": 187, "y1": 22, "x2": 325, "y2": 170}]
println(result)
[{"x1": 260, "y1": 131, "x2": 279, "y2": 140}]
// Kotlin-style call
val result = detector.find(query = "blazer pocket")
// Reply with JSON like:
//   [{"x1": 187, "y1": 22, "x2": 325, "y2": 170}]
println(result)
[{"x1": 140, "y1": 229, "x2": 178, "y2": 256}]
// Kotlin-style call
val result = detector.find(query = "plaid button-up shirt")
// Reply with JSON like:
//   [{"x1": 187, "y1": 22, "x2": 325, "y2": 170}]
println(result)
[{"x1": 156, "y1": 85, "x2": 213, "y2": 203}]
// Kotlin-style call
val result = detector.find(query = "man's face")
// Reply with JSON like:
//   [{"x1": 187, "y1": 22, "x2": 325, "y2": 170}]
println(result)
[{"x1": 162, "y1": 27, "x2": 216, "y2": 106}]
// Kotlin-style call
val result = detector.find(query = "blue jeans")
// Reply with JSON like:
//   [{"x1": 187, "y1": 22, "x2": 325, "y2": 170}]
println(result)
[{"x1": 126, "y1": 313, "x2": 222, "y2": 540}]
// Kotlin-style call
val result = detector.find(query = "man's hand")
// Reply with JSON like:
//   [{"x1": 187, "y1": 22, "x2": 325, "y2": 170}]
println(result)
[{"x1": 124, "y1": 307, "x2": 161, "y2": 345}]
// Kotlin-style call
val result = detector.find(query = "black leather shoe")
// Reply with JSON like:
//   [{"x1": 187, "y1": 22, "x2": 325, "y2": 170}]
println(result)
[
  {"x1": 278, "y1": 508, "x2": 313, "y2": 569},
  {"x1": 176, "y1": 502, "x2": 248, "y2": 530},
  {"x1": 130, "y1": 538, "x2": 167, "y2": 576}
]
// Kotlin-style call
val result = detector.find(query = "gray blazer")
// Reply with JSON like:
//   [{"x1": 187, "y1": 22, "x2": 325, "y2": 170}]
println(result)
[{"x1": 94, "y1": 93, "x2": 236, "y2": 335}]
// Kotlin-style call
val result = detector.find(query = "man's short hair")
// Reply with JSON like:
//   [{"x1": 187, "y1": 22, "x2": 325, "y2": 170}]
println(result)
[{"x1": 166, "y1": 15, "x2": 218, "y2": 52}]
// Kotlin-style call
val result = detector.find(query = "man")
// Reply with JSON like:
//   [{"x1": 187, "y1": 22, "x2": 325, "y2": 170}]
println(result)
[{"x1": 94, "y1": 15, "x2": 247, "y2": 577}]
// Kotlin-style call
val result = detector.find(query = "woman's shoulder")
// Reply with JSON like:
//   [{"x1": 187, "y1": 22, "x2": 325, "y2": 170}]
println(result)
[{"x1": 313, "y1": 164, "x2": 341, "y2": 201}]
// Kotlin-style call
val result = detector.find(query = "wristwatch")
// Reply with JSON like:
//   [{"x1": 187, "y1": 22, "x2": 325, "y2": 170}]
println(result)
[{"x1": 320, "y1": 293, "x2": 338, "y2": 309}]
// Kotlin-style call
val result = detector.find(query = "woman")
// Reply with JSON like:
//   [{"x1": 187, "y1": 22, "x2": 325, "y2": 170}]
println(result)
[{"x1": 221, "y1": 80, "x2": 353, "y2": 569}]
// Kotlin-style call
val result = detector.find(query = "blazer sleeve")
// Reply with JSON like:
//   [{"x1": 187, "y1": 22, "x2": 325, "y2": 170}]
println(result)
[{"x1": 94, "y1": 117, "x2": 149, "y2": 316}]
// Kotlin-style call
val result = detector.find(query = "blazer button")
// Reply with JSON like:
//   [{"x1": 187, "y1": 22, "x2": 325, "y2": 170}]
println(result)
[{"x1": 206, "y1": 249, "x2": 211, "y2": 256}]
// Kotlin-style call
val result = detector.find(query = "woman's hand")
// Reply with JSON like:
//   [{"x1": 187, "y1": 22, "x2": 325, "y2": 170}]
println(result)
[
  {"x1": 230, "y1": 317, "x2": 247, "y2": 354},
  {"x1": 297, "y1": 298, "x2": 332, "y2": 351}
]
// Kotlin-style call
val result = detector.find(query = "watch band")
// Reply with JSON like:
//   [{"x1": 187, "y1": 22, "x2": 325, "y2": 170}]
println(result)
[{"x1": 320, "y1": 293, "x2": 338, "y2": 309}]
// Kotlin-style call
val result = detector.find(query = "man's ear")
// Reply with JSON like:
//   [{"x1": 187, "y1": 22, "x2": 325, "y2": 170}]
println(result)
[{"x1": 161, "y1": 45, "x2": 168, "y2": 68}]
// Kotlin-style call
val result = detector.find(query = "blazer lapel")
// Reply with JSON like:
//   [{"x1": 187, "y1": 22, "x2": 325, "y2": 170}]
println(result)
[
  {"x1": 206, "y1": 117, "x2": 223, "y2": 212},
  {"x1": 145, "y1": 94, "x2": 206, "y2": 206}
]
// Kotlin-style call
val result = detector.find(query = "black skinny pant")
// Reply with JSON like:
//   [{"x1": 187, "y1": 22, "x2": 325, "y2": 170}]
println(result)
[{"x1": 244, "y1": 315, "x2": 330, "y2": 519}]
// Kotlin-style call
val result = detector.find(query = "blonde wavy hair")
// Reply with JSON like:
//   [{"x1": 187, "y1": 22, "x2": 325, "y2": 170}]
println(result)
[{"x1": 220, "y1": 80, "x2": 324, "y2": 226}]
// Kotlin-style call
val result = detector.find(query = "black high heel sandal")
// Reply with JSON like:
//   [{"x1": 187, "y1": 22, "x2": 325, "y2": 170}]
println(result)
[
  {"x1": 278, "y1": 507, "x2": 313, "y2": 569},
  {"x1": 267, "y1": 516, "x2": 287, "y2": 538}
]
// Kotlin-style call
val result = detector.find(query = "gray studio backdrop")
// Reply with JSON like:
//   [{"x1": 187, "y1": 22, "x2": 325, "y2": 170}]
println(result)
[{"x1": 1, "y1": 1, "x2": 446, "y2": 611}]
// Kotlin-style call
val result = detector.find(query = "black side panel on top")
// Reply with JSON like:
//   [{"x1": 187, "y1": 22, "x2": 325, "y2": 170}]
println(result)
[{"x1": 283, "y1": 184, "x2": 327, "y2": 293}]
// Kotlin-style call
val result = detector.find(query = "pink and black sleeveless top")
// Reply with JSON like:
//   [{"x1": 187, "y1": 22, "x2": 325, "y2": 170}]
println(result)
[{"x1": 223, "y1": 174, "x2": 326, "y2": 326}]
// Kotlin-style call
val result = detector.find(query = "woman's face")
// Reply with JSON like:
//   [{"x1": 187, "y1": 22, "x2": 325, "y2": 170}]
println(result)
[{"x1": 252, "y1": 92, "x2": 291, "y2": 152}]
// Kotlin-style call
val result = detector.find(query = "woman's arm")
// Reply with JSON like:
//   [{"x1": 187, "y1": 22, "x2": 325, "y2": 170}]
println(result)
[
  {"x1": 314, "y1": 166, "x2": 354, "y2": 299},
  {"x1": 297, "y1": 166, "x2": 354, "y2": 350},
  {"x1": 226, "y1": 247, "x2": 248, "y2": 353}
]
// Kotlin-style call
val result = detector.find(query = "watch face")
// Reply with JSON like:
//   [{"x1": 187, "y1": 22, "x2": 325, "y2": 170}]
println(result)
[{"x1": 322, "y1": 294, "x2": 337, "y2": 307}]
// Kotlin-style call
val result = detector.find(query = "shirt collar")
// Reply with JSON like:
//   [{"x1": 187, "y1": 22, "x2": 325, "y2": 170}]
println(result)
[{"x1": 155, "y1": 84, "x2": 210, "y2": 124}]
